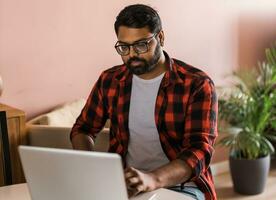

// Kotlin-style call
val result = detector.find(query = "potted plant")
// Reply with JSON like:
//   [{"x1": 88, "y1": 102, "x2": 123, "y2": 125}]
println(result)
[
  {"x1": 218, "y1": 45, "x2": 276, "y2": 195},
  {"x1": 264, "y1": 46, "x2": 276, "y2": 152}
]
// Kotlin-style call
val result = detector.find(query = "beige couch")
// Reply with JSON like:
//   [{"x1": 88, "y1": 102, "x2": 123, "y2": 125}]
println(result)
[{"x1": 27, "y1": 99, "x2": 109, "y2": 152}]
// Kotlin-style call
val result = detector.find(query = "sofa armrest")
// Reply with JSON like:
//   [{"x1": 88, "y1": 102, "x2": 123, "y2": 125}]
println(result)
[
  {"x1": 27, "y1": 124, "x2": 73, "y2": 149},
  {"x1": 27, "y1": 124, "x2": 110, "y2": 152}
]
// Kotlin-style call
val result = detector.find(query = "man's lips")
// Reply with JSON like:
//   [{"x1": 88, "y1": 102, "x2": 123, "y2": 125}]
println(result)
[{"x1": 130, "y1": 61, "x2": 143, "y2": 67}]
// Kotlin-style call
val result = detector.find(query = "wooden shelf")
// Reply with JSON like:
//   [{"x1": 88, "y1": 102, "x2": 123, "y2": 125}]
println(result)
[{"x1": 0, "y1": 104, "x2": 27, "y2": 186}]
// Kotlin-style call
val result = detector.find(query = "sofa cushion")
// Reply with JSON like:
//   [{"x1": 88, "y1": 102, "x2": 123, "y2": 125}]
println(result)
[{"x1": 28, "y1": 99, "x2": 86, "y2": 127}]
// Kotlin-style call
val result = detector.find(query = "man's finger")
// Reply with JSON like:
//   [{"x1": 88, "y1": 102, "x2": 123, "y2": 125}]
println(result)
[
  {"x1": 125, "y1": 167, "x2": 136, "y2": 173},
  {"x1": 124, "y1": 167, "x2": 138, "y2": 178},
  {"x1": 127, "y1": 186, "x2": 142, "y2": 198},
  {"x1": 136, "y1": 184, "x2": 144, "y2": 192},
  {"x1": 125, "y1": 171, "x2": 135, "y2": 179},
  {"x1": 126, "y1": 177, "x2": 140, "y2": 186}
]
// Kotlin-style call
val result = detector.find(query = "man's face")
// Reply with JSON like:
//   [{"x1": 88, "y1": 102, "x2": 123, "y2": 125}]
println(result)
[{"x1": 116, "y1": 26, "x2": 162, "y2": 75}]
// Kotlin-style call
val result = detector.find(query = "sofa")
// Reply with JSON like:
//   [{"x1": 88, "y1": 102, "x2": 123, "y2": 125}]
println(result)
[{"x1": 27, "y1": 99, "x2": 109, "y2": 152}]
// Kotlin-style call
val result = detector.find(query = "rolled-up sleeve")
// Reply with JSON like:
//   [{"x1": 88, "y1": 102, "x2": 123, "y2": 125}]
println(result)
[{"x1": 177, "y1": 78, "x2": 218, "y2": 180}]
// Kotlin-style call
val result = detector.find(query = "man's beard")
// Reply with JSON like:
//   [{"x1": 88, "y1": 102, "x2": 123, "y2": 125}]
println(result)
[{"x1": 125, "y1": 43, "x2": 162, "y2": 75}]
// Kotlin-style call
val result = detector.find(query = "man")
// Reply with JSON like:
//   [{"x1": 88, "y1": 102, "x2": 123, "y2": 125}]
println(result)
[{"x1": 70, "y1": 4, "x2": 217, "y2": 200}]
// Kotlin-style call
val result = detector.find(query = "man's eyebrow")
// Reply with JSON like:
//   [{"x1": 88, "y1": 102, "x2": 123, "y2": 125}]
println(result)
[{"x1": 117, "y1": 37, "x2": 149, "y2": 45}]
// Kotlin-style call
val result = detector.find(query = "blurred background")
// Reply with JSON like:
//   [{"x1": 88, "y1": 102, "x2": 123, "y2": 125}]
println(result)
[{"x1": 0, "y1": 0, "x2": 276, "y2": 119}]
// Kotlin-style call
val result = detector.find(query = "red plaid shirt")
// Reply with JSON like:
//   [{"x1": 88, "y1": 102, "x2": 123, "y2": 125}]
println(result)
[{"x1": 71, "y1": 52, "x2": 218, "y2": 200}]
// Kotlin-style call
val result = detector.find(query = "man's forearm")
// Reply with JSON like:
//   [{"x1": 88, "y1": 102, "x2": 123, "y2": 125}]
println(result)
[
  {"x1": 71, "y1": 133, "x2": 95, "y2": 151},
  {"x1": 150, "y1": 159, "x2": 192, "y2": 189}
]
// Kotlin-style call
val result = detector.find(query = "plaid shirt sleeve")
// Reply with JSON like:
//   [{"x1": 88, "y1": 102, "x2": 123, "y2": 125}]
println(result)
[
  {"x1": 177, "y1": 77, "x2": 218, "y2": 180},
  {"x1": 70, "y1": 73, "x2": 108, "y2": 141}
]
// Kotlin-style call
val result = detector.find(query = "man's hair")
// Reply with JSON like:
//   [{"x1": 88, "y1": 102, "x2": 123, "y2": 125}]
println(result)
[{"x1": 114, "y1": 4, "x2": 162, "y2": 35}]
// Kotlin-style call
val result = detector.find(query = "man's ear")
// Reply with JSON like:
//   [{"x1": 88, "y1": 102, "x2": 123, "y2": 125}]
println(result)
[{"x1": 158, "y1": 30, "x2": 165, "y2": 47}]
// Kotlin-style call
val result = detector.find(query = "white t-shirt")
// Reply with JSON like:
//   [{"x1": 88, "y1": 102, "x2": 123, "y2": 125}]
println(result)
[{"x1": 126, "y1": 72, "x2": 169, "y2": 172}]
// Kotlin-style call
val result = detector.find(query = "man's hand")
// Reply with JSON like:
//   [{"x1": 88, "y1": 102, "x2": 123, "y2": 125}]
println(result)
[
  {"x1": 124, "y1": 167, "x2": 159, "y2": 197},
  {"x1": 124, "y1": 160, "x2": 192, "y2": 197},
  {"x1": 71, "y1": 133, "x2": 94, "y2": 151}
]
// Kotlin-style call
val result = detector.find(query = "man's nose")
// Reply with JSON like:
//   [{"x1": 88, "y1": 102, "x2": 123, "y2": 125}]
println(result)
[{"x1": 129, "y1": 46, "x2": 138, "y2": 58}]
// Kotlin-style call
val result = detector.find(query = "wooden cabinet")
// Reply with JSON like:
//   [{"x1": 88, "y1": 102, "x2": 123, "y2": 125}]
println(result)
[{"x1": 0, "y1": 104, "x2": 26, "y2": 186}]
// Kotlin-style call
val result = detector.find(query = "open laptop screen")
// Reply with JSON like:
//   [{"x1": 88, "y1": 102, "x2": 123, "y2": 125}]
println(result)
[{"x1": 18, "y1": 146, "x2": 129, "y2": 200}]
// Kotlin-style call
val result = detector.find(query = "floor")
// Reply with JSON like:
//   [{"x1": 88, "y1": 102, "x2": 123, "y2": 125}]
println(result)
[{"x1": 214, "y1": 158, "x2": 276, "y2": 200}]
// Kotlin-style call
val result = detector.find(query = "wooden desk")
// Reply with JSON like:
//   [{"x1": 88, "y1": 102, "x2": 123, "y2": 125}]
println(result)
[
  {"x1": 0, "y1": 104, "x2": 26, "y2": 186},
  {"x1": 0, "y1": 184, "x2": 30, "y2": 200},
  {"x1": 0, "y1": 183, "x2": 194, "y2": 200}
]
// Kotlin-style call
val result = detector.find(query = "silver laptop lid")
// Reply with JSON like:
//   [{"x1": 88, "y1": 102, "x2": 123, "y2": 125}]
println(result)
[{"x1": 18, "y1": 145, "x2": 128, "y2": 200}]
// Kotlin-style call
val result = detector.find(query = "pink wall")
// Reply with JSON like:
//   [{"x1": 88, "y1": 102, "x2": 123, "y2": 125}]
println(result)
[
  {"x1": 1, "y1": 0, "x2": 275, "y2": 119},
  {"x1": 238, "y1": 13, "x2": 276, "y2": 69}
]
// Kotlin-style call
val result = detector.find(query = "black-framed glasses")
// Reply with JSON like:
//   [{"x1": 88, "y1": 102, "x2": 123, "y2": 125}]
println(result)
[{"x1": 114, "y1": 33, "x2": 157, "y2": 56}]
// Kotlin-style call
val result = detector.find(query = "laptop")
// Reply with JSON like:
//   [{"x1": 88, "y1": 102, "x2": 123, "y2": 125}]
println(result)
[{"x1": 18, "y1": 145, "x2": 130, "y2": 200}]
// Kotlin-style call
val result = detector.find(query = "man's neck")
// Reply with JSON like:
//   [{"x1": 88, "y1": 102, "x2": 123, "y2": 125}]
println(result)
[{"x1": 137, "y1": 52, "x2": 167, "y2": 80}]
